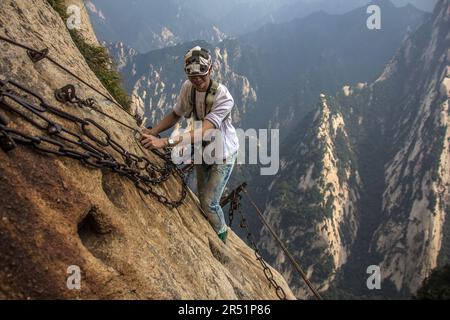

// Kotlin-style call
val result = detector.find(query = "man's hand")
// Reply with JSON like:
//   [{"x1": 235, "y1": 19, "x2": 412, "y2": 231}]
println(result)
[{"x1": 140, "y1": 134, "x2": 168, "y2": 149}]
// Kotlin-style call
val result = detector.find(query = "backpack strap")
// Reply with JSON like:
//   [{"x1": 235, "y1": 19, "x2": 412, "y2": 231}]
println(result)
[
  {"x1": 186, "y1": 84, "x2": 196, "y2": 119},
  {"x1": 205, "y1": 80, "x2": 219, "y2": 116},
  {"x1": 188, "y1": 80, "x2": 231, "y2": 122}
]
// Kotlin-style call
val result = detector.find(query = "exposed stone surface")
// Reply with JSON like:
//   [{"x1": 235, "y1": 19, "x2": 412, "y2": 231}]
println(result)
[
  {"x1": 372, "y1": 0, "x2": 450, "y2": 293},
  {"x1": 0, "y1": 0, "x2": 294, "y2": 300},
  {"x1": 259, "y1": 0, "x2": 449, "y2": 298},
  {"x1": 261, "y1": 96, "x2": 361, "y2": 298}
]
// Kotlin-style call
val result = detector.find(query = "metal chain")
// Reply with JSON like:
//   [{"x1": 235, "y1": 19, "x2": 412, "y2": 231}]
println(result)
[
  {"x1": 0, "y1": 79, "x2": 187, "y2": 209},
  {"x1": 228, "y1": 194, "x2": 287, "y2": 300},
  {"x1": 54, "y1": 84, "x2": 138, "y2": 132},
  {"x1": 0, "y1": 35, "x2": 191, "y2": 208},
  {"x1": 242, "y1": 189, "x2": 323, "y2": 300},
  {"x1": 0, "y1": 34, "x2": 137, "y2": 120},
  {"x1": 53, "y1": 84, "x2": 177, "y2": 176},
  {"x1": 228, "y1": 192, "x2": 236, "y2": 227},
  {"x1": 223, "y1": 184, "x2": 323, "y2": 300}
]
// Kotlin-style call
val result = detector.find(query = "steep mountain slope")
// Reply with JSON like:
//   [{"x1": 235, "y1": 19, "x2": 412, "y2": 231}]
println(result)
[
  {"x1": 415, "y1": 264, "x2": 450, "y2": 299},
  {"x1": 0, "y1": 0, "x2": 294, "y2": 300},
  {"x1": 336, "y1": 0, "x2": 449, "y2": 296},
  {"x1": 367, "y1": 0, "x2": 450, "y2": 295},
  {"x1": 259, "y1": 95, "x2": 362, "y2": 298},
  {"x1": 260, "y1": 0, "x2": 449, "y2": 298}
]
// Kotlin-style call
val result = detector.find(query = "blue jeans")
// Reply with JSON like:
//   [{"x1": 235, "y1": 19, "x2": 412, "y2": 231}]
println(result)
[{"x1": 196, "y1": 153, "x2": 236, "y2": 234}]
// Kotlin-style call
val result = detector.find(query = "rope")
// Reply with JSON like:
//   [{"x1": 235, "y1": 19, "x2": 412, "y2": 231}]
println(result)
[{"x1": 242, "y1": 189, "x2": 323, "y2": 300}]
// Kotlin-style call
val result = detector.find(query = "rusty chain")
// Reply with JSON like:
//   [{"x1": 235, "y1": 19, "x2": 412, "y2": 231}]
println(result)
[
  {"x1": 242, "y1": 189, "x2": 323, "y2": 300},
  {"x1": 0, "y1": 79, "x2": 187, "y2": 209},
  {"x1": 54, "y1": 84, "x2": 138, "y2": 132},
  {"x1": 225, "y1": 184, "x2": 288, "y2": 300}
]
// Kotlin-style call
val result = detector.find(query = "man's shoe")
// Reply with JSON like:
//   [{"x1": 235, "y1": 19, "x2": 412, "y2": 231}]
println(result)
[{"x1": 218, "y1": 230, "x2": 228, "y2": 244}]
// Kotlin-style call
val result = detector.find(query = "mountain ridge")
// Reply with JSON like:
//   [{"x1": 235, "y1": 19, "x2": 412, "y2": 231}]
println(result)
[{"x1": 260, "y1": 0, "x2": 449, "y2": 298}]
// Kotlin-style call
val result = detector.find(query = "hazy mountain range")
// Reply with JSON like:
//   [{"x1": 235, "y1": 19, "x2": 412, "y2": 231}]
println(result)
[
  {"x1": 108, "y1": 0, "x2": 428, "y2": 137},
  {"x1": 87, "y1": 0, "x2": 437, "y2": 52}
]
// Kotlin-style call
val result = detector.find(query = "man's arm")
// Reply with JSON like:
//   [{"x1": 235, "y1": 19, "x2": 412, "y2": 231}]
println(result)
[
  {"x1": 141, "y1": 119, "x2": 215, "y2": 149},
  {"x1": 143, "y1": 111, "x2": 181, "y2": 136}
]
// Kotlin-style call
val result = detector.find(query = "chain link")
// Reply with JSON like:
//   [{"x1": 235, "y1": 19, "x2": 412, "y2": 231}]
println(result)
[
  {"x1": 0, "y1": 80, "x2": 187, "y2": 209},
  {"x1": 226, "y1": 185, "x2": 287, "y2": 300}
]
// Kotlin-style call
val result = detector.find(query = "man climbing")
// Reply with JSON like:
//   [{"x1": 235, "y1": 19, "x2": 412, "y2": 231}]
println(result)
[{"x1": 140, "y1": 46, "x2": 239, "y2": 244}]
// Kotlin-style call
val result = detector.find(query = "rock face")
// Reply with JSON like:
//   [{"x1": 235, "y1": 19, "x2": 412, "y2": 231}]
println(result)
[
  {"x1": 107, "y1": 42, "x2": 138, "y2": 72},
  {"x1": 0, "y1": 0, "x2": 295, "y2": 300},
  {"x1": 260, "y1": 0, "x2": 449, "y2": 298},
  {"x1": 260, "y1": 95, "x2": 362, "y2": 298},
  {"x1": 369, "y1": 0, "x2": 450, "y2": 294}
]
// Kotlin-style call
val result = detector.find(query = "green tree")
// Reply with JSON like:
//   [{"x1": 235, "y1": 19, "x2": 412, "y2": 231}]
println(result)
[{"x1": 47, "y1": 0, "x2": 131, "y2": 111}]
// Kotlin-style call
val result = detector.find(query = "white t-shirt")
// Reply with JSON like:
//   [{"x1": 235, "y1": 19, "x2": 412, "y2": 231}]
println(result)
[{"x1": 173, "y1": 80, "x2": 239, "y2": 160}]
